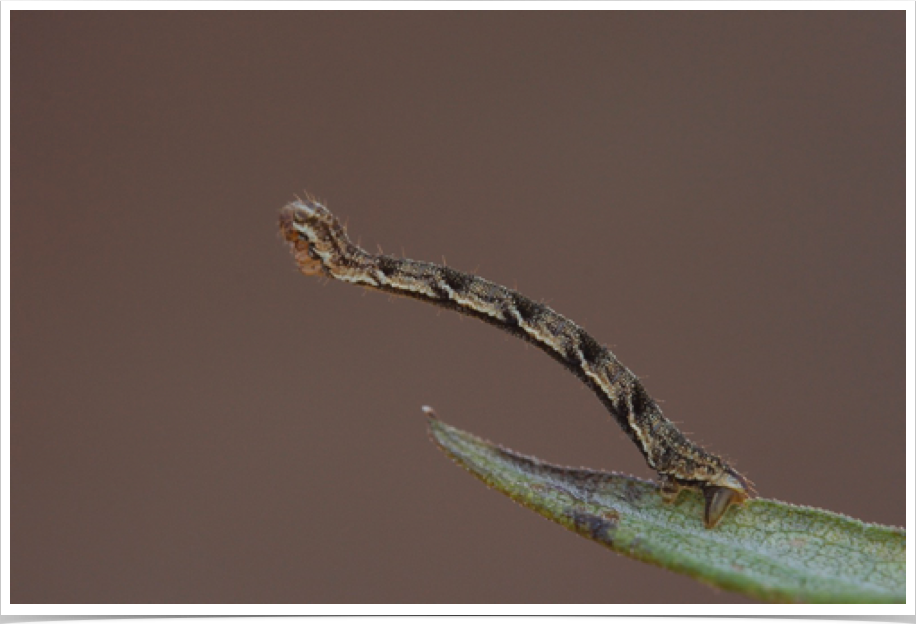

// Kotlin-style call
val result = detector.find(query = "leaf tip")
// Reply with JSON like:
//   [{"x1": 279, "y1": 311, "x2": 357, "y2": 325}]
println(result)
[{"x1": 421, "y1": 405, "x2": 439, "y2": 421}]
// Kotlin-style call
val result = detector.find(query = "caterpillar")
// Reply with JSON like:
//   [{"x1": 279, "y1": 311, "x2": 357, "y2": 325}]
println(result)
[{"x1": 278, "y1": 197, "x2": 752, "y2": 528}]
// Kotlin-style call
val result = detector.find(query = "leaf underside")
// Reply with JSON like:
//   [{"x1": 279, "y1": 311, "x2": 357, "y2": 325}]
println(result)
[{"x1": 426, "y1": 415, "x2": 905, "y2": 604}]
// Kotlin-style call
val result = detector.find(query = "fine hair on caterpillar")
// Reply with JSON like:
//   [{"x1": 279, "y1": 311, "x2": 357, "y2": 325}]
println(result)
[{"x1": 278, "y1": 197, "x2": 752, "y2": 529}]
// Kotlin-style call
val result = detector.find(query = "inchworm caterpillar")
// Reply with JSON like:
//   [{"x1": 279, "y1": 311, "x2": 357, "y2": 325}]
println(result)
[{"x1": 278, "y1": 197, "x2": 752, "y2": 528}]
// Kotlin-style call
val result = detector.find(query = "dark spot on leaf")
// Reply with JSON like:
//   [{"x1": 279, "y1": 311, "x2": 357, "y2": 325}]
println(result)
[
  {"x1": 569, "y1": 509, "x2": 619, "y2": 543},
  {"x1": 620, "y1": 481, "x2": 646, "y2": 504}
]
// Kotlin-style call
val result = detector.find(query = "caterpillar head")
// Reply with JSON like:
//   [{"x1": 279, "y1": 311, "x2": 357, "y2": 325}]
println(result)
[{"x1": 279, "y1": 199, "x2": 347, "y2": 276}]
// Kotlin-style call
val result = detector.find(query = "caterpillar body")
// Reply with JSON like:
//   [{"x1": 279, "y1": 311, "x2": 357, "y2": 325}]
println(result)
[{"x1": 278, "y1": 198, "x2": 751, "y2": 528}]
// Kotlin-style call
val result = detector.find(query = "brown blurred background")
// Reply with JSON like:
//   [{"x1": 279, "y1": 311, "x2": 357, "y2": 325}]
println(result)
[{"x1": 11, "y1": 11, "x2": 904, "y2": 604}]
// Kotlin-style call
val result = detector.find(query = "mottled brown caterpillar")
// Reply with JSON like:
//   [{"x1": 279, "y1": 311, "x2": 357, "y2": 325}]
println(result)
[{"x1": 278, "y1": 197, "x2": 752, "y2": 528}]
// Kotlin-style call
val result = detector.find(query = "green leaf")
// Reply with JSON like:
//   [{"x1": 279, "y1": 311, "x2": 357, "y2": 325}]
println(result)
[{"x1": 426, "y1": 413, "x2": 905, "y2": 604}]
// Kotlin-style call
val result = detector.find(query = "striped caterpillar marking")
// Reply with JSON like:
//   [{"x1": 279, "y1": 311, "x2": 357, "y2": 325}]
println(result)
[{"x1": 278, "y1": 198, "x2": 751, "y2": 528}]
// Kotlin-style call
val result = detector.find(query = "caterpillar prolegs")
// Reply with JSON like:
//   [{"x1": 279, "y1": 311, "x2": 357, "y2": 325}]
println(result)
[{"x1": 278, "y1": 198, "x2": 752, "y2": 528}]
